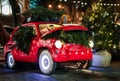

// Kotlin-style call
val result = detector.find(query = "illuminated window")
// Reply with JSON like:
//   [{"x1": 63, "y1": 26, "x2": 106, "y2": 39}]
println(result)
[
  {"x1": 2, "y1": 4, "x2": 12, "y2": 15},
  {"x1": 0, "y1": 0, "x2": 22, "y2": 15},
  {"x1": 1, "y1": 0, "x2": 12, "y2": 15}
]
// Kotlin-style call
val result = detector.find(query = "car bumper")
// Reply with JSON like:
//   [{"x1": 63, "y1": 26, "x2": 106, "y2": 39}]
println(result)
[{"x1": 53, "y1": 44, "x2": 93, "y2": 62}]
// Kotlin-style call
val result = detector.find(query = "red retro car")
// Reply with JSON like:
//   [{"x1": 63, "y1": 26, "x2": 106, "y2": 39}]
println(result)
[{"x1": 4, "y1": 22, "x2": 93, "y2": 74}]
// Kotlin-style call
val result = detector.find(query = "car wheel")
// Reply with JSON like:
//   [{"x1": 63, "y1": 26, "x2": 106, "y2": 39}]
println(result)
[
  {"x1": 38, "y1": 50, "x2": 56, "y2": 75},
  {"x1": 77, "y1": 60, "x2": 92, "y2": 69},
  {"x1": 7, "y1": 53, "x2": 16, "y2": 69}
]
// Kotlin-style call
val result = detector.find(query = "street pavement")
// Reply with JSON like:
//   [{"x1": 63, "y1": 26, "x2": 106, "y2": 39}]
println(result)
[
  {"x1": 51, "y1": 61, "x2": 120, "y2": 81},
  {"x1": 0, "y1": 49, "x2": 120, "y2": 81},
  {"x1": 0, "y1": 61, "x2": 120, "y2": 81}
]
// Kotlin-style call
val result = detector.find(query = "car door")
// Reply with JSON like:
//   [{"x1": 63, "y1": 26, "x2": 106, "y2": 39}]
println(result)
[{"x1": 16, "y1": 24, "x2": 38, "y2": 62}]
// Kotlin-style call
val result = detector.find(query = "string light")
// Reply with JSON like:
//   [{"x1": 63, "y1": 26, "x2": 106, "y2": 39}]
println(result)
[
  {"x1": 59, "y1": 0, "x2": 120, "y2": 7},
  {"x1": 117, "y1": 4, "x2": 120, "y2": 6},
  {"x1": 100, "y1": 3, "x2": 120, "y2": 6}
]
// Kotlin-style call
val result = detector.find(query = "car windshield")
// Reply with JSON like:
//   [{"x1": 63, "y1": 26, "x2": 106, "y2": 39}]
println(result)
[{"x1": 39, "y1": 24, "x2": 62, "y2": 34}]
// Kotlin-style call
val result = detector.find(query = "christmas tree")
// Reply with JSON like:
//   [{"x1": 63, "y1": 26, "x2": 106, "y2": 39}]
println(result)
[{"x1": 82, "y1": 0, "x2": 120, "y2": 51}]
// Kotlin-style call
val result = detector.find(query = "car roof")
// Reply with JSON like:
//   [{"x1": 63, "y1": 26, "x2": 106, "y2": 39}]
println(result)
[
  {"x1": 41, "y1": 24, "x2": 88, "y2": 37},
  {"x1": 12, "y1": 22, "x2": 88, "y2": 37}
]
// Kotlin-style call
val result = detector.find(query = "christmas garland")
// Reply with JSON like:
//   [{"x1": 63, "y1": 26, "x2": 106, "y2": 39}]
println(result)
[
  {"x1": 43, "y1": 30, "x2": 90, "y2": 47},
  {"x1": 12, "y1": 26, "x2": 35, "y2": 53}
]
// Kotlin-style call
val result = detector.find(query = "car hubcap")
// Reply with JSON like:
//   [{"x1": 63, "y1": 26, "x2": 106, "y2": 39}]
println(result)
[
  {"x1": 8, "y1": 55, "x2": 14, "y2": 66},
  {"x1": 41, "y1": 55, "x2": 50, "y2": 70},
  {"x1": 44, "y1": 58, "x2": 48, "y2": 67}
]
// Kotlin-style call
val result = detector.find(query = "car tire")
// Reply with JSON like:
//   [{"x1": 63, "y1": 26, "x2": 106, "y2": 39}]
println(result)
[
  {"x1": 7, "y1": 53, "x2": 16, "y2": 69},
  {"x1": 38, "y1": 50, "x2": 56, "y2": 75}
]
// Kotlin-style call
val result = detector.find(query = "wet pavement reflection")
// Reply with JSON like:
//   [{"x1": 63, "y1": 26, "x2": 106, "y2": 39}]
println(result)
[{"x1": 0, "y1": 61, "x2": 120, "y2": 81}]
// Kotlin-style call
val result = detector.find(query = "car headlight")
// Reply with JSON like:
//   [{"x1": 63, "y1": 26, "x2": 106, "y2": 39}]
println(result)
[
  {"x1": 89, "y1": 40, "x2": 94, "y2": 48},
  {"x1": 55, "y1": 40, "x2": 62, "y2": 49}
]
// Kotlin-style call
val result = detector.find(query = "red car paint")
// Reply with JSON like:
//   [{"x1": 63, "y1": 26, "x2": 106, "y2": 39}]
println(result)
[{"x1": 4, "y1": 22, "x2": 92, "y2": 63}]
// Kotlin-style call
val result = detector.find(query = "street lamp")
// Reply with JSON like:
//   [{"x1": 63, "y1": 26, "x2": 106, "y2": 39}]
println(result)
[
  {"x1": 58, "y1": 4, "x2": 64, "y2": 9},
  {"x1": 59, "y1": 0, "x2": 68, "y2": 11},
  {"x1": 59, "y1": 0, "x2": 87, "y2": 23},
  {"x1": 48, "y1": 4, "x2": 52, "y2": 9}
]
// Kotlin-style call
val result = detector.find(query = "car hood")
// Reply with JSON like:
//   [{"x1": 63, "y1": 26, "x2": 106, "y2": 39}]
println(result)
[{"x1": 42, "y1": 25, "x2": 88, "y2": 37}]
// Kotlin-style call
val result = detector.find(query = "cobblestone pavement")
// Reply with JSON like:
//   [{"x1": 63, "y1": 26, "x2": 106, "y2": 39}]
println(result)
[
  {"x1": 0, "y1": 61, "x2": 120, "y2": 81},
  {"x1": 0, "y1": 72, "x2": 58, "y2": 81},
  {"x1": 51, "y1": 62, "x2": 120, "y2": 81}
]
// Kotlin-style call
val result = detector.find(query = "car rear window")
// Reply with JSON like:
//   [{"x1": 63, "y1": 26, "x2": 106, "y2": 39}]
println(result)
[{"x1": 42, "y1": 30, "x2": 91, "y2": 46}]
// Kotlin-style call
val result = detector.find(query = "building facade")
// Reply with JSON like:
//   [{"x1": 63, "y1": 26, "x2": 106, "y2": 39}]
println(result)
[
  {"x1": 0, "y1": 0, "x2": 120, "y2": 26},
  {"x1": 0, "y1": 0, "x2": 29, "y2": 27}
]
